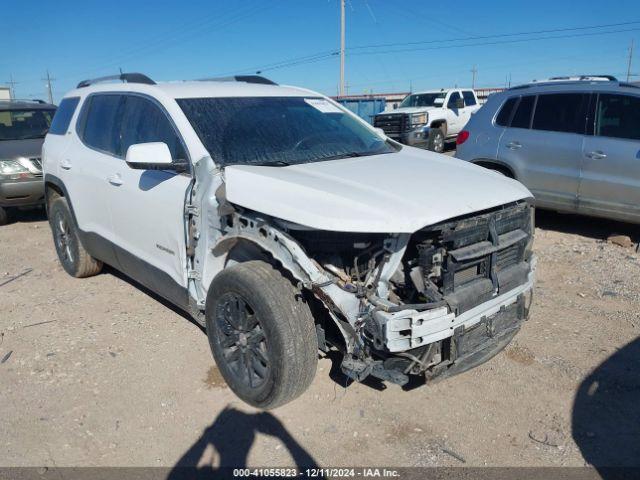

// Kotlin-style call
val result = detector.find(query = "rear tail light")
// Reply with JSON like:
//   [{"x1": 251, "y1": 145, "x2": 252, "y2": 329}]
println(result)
[{"x1": 456, "y1": 130, "x2": 470, "y2": 145}]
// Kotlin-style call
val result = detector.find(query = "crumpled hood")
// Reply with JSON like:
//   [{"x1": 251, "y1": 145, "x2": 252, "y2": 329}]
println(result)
[
  {"x1": 224, "y1": 148, "x2": 532, "y2": 233},
  {"x1": 376, "y1": 106, "x2": 440, "y2": 116}
]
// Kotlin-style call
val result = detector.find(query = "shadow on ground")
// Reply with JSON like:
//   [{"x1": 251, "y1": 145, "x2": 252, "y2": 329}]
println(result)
[
  {"x1": 3, "y1": 206, "x2": 47, "y2": 225},
  {"x1": 572, "y1": 337, "x2": 640, "y2": 474},
  {"x1": 167, "y1": 407, "x2": 322, "y2": 479},
  {"x1": 536, "y1": 209, "x2": 640, "y2": 242}
]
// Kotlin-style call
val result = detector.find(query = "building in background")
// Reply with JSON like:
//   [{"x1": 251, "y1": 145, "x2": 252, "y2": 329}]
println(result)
[{"x1": 0, "y1": 86, "x2": 11, "y2": 101}]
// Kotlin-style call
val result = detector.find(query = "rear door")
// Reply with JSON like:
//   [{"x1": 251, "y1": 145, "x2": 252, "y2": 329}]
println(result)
[
  {"x1": 106, "y1": 94, "x2": 192, "y2": 305},
  {"x1": 579, "y1": 92, "x2": 640, "y2": 222},
  {"x1": 498, "y1": 92, "x2": 589, "y2": 211}
]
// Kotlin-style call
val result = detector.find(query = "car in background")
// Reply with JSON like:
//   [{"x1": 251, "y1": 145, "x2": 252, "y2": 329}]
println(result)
[
  {"x1": 0, "y1": 99, "x2": 56, "y2": 225},
  {"x1": 456, "y1": 76, "x2": 640, "y2": 224},
  {"x1": 373, "y1": 88, "x2": 480, "y2": 152}
]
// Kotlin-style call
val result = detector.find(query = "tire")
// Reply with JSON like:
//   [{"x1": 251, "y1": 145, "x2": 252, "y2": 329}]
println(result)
[
  {"x1": 49, "y1": 197, "x2": 103, "y2": 278},
  {"x1": 427, "y1": 128, "x2": 445, "y2": 153},
  {"x1": 0, "y1": 207, "x2": 11, "y2": 226},
  {"x1": 205, "y1": 260, "x2": 318, "y2": 409}
]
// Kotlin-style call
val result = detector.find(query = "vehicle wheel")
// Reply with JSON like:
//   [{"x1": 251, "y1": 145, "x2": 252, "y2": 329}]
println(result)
[
  {"x1": 206, "y1": 260, "x2": 318, "y2": 409},
  {"x1": 427, "y1": 128, "x2": 445, "y2": 153},
  {"x1": 49, "y1": 197, "x2": 103, "y2": 278},
  {"x1": 0, "y1": 206, "x2": 12, "y2": 226}
]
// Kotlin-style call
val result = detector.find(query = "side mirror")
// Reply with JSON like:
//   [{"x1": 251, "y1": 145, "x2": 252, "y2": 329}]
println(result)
[{"x1": 126, "y1": 142, "x2": 175, "y2": 170}]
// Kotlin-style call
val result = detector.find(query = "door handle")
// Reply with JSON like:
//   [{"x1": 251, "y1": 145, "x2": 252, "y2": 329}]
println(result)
[
  {"x1": 585, "y1": 150, "x2": 607, "y2": 160},
  {"x1": 60, "y1": 159, "x2": 72, "y2": 170},
  {"x1": 107, "y1": 174, "x2": 123, "y2": 186},
  {"x1": 506, "y1": 141, "x2": 522, "y2": 150}
]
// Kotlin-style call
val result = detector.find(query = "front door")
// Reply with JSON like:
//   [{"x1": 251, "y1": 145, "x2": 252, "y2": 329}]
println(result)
[
  {"x1": 106, "y1": 94, "x2": 192, "y2": 306},
  {"x1": 579, "y1": 92, "x2": 640, "y2": 222}
]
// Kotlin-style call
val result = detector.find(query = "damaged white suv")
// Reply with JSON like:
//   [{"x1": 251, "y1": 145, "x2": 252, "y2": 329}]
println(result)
[{"x1": 43, "y1": 73, "x2": 536, "y2": 409}]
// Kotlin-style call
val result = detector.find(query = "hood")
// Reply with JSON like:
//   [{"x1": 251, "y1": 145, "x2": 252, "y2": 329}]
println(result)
[
  {"x1": 376, "y1": 106, "x2": 440, "y2": 116},
  {"x1": 224, "y1": 148, "x2": 532, "y2": 233},
  {"x1": 0, "y1": 138, "x2": 45, "y2": 159}
]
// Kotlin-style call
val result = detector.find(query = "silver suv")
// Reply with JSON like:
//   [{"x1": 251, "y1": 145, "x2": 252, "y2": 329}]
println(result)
[
  {"x1": 0, "y1": 99, "x2": 57, "y2": 224},
  {"x1": 456, "y1": 76, "x2": 640, "y2": 224}
]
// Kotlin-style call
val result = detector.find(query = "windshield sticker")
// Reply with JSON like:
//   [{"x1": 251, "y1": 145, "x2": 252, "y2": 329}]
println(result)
[{"x1": 305, "y1": 98, "x2": 343, "y2": 114}]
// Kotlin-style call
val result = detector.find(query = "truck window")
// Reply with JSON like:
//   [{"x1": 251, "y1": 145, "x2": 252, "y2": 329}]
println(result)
[
  {"x1": 49, "y1": 98, "x2": 78, "y2": 135},
  {"x1": 81, "y1": 95, "x2": 125, "y2": 156},
  {"x1": 510, "y1": 96, "x2": 535, "y2": 129},
  {"x1": 495, "y1": 97, "x2": 518, "y2": 127},
  {"x1": 447, "y1": 92, "x2": 461, "y2": 108},
  {"x1": 532, "y1": 93, "x2": 590, "y2": 134},
  {"x1": 120, "y1": 95, "x2": 186, "y2": 161},
  {"x1": 595, "y1": 94, "x2": 640, "y2": 141},
  {"x1": 462, "y1": 91, "x2": 477, "y2": 106}
]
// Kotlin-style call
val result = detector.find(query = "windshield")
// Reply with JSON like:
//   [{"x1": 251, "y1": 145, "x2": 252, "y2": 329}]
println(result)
[
  {"x1": 399, "y1": 93, "x2": 446, "y2": 108},
  {"x1": 177, "y1": 96, "x2": 397, "y2": 167},
  {"x1": 0, "y1": 109, "x2": 55, "y2": 141}
]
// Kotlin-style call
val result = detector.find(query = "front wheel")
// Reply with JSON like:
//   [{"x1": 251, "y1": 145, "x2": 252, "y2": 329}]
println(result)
[
  {"x1": 427, "y1": 128, "x2": 445, "y2": 153},
  {"x1": 0, "y1": 206, "x2": 12, "y2": 226},
  {"x1": 206, "y1": 261, "x2": 318, "y2": 409}
]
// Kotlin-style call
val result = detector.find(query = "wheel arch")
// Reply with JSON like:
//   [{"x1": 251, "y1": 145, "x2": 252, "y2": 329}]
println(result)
[
  {"x1": 429, "y1": 119, "x2": 447, "y2": 136},
  {"x1": 471, "y1": 159, "x2": 517, "y2": 179}
]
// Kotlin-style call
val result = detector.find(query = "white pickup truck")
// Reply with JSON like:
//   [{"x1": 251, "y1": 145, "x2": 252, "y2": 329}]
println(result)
[{"x1": 374, "y1": 89, "x2": 480, "y2": 152}]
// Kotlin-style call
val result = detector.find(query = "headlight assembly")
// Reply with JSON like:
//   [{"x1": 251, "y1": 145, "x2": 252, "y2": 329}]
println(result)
[
  {"x1": 411, "y1": 112, "x2": 427, "y2": 127},
  {"x1": 0, "y1": 159, "x2": 33, "y2": 179}
]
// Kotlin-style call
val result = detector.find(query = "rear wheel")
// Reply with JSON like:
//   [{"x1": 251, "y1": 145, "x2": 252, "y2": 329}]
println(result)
[
  {"x1": 206, "y1": 261, "x2": 318, "y2": 409},
  {"x1": 49, "y1": 197, "x2": 103, "y2": 278},
  {"x1": 427, "y1": 128, "x2": 445, "y2": 153}
]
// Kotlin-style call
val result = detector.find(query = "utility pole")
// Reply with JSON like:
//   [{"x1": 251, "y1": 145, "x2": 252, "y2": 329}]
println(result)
[
  {"x1": 627, "y1": 39, "x2": 634, "y2": 82},
  {"x1": 43, "y1": 70, "x2": 55, "y2": 104},
  {"x1": 339, "y1": 0, "x2": 346, "y2": 97},
  {"x1": 471, "y1": 65, "x2": 477, "y2": 89},
  {"x1": 7, "y1": 74, "x2": 18, "y2": 99}
]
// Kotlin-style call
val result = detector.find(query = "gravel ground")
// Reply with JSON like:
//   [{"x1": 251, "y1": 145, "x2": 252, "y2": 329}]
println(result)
[{"x1": 0, "y1": 207, "x2": 638, "y2": 470}]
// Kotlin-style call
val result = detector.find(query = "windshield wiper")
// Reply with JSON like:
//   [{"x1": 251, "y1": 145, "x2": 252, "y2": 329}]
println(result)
[
  {"x1": 319, "y1": 151, "x2": 366, "y2": 161},
  {"x1": 251, "y1": 160, "x2": 292, "y2": 167}
]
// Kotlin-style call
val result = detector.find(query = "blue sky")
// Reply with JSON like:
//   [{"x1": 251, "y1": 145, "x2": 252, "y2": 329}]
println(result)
[{"x1": 3, "y1": 0, "x2": 640, "y2": 102}]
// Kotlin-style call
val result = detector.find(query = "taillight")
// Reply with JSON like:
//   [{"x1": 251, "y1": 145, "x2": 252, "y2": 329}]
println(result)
[{"x1": 456, "y1": 130, "x2": 470, "y2": 145}]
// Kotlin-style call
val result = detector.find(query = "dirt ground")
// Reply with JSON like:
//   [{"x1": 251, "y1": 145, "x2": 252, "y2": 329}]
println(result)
[{"x1": 1, "y1": 206, "x2": 639, "y2": 470}]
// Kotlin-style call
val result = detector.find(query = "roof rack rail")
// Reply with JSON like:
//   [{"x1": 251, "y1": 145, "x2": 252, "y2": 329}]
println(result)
[
  {"x1": 77, "y1": 72, "x2": 156, "y2": 89},
  {"x1": 197, "y1": 75, "x2": 277, "y2": 86},
  {"x1": 535, "y1": 75, "x2": 618, "y2": 83}
]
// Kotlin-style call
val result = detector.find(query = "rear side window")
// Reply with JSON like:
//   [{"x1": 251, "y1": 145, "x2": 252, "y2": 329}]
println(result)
[
  {"x1": 495, "y1": 97, "x2": 518, "y2": 126},
  {"x1": 595, "y1": 94, "x2": 640, "y2": 141},
  {"x1": 532, "y1": 93, "x2": 590, "y2": 134},
  {"x1": 511, "y1": 96, "x2": 535, "y2": 129},
  {"x1": 81, "y1": 95, "x2": 124, "y2": 156},
  {"x1": 49, "y1": 97, "x2": 79, "y2": 135},
  {"x1": 462, "y1": 91, "x2": 477, "y2": 106},
  {"x1": 120, "y1": 96, "x2": 186, "y2": 160}
]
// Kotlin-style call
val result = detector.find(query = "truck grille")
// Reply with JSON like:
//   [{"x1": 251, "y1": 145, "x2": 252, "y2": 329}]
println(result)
[
  {"x1": 373, "y1": 113, "x2": 410, "y2": 137},
  {"x1": 415, "y1": 202, "x2": 533, "y2": 315}
]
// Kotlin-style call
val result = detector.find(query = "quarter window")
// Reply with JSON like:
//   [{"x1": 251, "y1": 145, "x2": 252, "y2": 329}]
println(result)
[
  {"x1": 510, "y1": 96, "x2": 535, "y2": 129},
  {"x1": 595, "y1": 94, "x2": 640, "y2": 141},
  {"x1": 532, "y1": 93, "x2": 589, "y2": 134},
  {"x1": 49, "y1": 97, "x2": 79, "y2": 135},
  {"x1": 495, "y1": 97, "x2": 518, "y2": 127},
  {"x1": 120, "y1": 96, "x2": 186, "y2": 160},
  {"x1": 81, "y1": 95, "x2": 124, "y2": 155},
  {"x1": 462, "y1": 91, "x2": 477, "y2": 106}
]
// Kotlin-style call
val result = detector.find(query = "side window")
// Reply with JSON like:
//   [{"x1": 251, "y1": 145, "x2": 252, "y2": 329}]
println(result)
[
  {"x1": 447, "y1": 91, "x2": 461, "y2": 108},
  {"x1": 510, "y1": 96, "x2": 535, "y2": 129},
  {"x1": 595, "y1": 94, "x2": 640, "y2": 141},
  {"x1": 532, "y1": 93, "x2": 590, "y2": 134},
  {"x1": 49, "y1": 97, "x2": 79, "y2": 135},
  {"x1": 120, "y1": 96, "x2": 186, "y2": 161},
  {"x1": 81, "y1": 95, "x2": 124, "y2": 155},
  {"x1": 495, "y1": 97, "x2": 518, "y2": 127},
  {"x1": 462, "y1": 91, "x2": 477, "y2": 106}
]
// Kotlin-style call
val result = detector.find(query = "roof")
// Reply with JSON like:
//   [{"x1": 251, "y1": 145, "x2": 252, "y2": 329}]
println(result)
[
  {"x1": 65, "y1": 79, "x2": 319, "y2": 100},
  {"x1": 505, "y1": 79, "x2": 640, "y2": 95},
  {"x1": 0, "y1": 99, "x2": 56, "y2": 110}
]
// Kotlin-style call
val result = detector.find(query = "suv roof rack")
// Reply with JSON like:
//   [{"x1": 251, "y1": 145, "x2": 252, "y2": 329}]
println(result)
[
  {"x1": 534, "y1": 75, "x2": 617, "y2": 83},
  {"x1": 77, "y1": 72, "x2": 156, "y2": 89},
  {"x1": 197, "y1": 75, "x2": 277, "y2": 86}
]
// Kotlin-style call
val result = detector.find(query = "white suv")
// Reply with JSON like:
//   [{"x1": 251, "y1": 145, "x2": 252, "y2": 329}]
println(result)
[{"x1": 43, "y1": 73, "x2": 536, "y2": 408}]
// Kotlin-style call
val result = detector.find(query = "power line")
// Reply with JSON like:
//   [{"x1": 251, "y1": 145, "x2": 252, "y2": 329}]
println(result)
[{"x1": 349, "y1": 19, "x2": 640, "y2": 51}]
